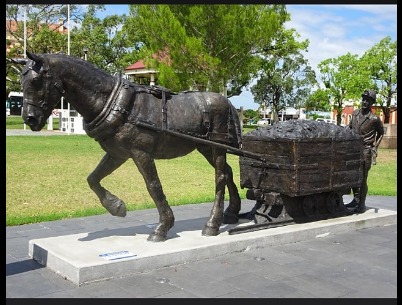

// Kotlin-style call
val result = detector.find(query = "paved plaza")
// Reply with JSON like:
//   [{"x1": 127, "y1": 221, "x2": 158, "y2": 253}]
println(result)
[{"x1": 6, "y1": 195, "x2": 397, "y2": 298}]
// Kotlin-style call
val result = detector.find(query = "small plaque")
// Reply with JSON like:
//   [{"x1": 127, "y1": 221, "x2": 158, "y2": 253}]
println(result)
[{"x1": 99, "y1": 250, "x2": 137, "y2": 260}]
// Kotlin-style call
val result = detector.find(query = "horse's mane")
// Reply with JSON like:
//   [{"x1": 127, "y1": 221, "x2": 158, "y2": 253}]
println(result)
[{"x1": 44, "y1": 53, "x2": 111, "y2": 78}]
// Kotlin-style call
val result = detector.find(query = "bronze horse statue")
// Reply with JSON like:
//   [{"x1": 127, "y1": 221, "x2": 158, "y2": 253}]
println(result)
[{"x1": 15, "y1": 52, "x2": 243, "y2": 242}]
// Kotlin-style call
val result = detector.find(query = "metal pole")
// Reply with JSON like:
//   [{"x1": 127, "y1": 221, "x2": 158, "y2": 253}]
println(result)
[
  {"x1": 23, "y1": 5, "x2": 27, "y2": 130},
  {"x1": 66, "y1": 4, "x2": 71, "y2": 132},
  {"x1": 23, "y1": 5, "x2": 27, "y2": 58},
  {"x1": 67, "y1": 5, "x2": 70, "y2": 55}
]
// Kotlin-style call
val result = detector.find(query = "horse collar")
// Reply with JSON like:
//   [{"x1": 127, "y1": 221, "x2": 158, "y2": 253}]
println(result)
[{"x1": 83, "y1": 76, "x2": 123, "y2": 135}]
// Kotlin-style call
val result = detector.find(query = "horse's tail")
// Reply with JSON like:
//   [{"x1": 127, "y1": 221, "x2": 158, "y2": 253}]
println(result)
[{"x1": 228, "y1": 99, "x2": 243, "y2": 149}]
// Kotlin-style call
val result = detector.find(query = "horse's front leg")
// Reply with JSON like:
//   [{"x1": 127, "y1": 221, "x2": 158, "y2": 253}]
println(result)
[
  {"x1": 87, "y1": 153, "x2": 128, "y2": 217},
  {"x1": 131, "y1": 150, "x2": 174, "y2": 242},
  {"x1": 202, "y1": 148, "x2": 227, "y2": 236}
]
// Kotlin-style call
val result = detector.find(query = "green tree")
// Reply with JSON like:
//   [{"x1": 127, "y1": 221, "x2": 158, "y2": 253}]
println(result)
[
  {"x1": 6, "y1": 4, "x2": 82, "y2": 96},
  {"x1": 251, "y1": 28, "x2": 316, "y2": 124},
  {"x1": 6, "y1": 50, "x2": 22, "y2": 97},
  {"x1": 125, "y1": 4, "x2": 289, "y2": 93},
  {"x1": 6, "y1": 4, "x2": 83, "y2": 55},
  {"x1": 6, "y1": 5, "x2": 136, "y2": 83},
  {"x1": 360, "y1": 36, "x2": 397, "y2": 124},
  {"x1": 242, "y1": 109, "x2": 259, "y2": 124},
  {"x1": 304, "y1": 88, "x2": 332, "y2": 112},
  {"x1": 318, "y1": 52, "x2": 369, "y2": 125},
  {"x1": 69, "y1": 5, "x2": 136, "y2": 75}
]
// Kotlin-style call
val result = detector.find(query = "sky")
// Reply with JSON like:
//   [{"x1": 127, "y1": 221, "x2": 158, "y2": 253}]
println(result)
[{"x1": 96, "y1": 4, "x2": 397, "y2": 110}]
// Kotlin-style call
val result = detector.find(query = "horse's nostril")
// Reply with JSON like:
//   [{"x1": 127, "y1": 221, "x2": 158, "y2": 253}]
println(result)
[{"x1": 26, "y1": 116, "x2": 38, "y2": 126}]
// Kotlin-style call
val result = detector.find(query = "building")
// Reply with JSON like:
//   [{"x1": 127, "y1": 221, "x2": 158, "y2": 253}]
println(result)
[
  {"x1": 124, "y1": 48, "x2": 171, "y2": 86},
  {"x1": 124, "y1": 59, "x2": 158, "y2": 86},
  {"x1": 6, "y1": 19, "x2": 67, "y2": 55},
  {"x1": 259, "y1": 106, "x2": 306, "y2": 121},
  {"x1": 336, "y1": 104, "x2": 397, "y2": 127}
]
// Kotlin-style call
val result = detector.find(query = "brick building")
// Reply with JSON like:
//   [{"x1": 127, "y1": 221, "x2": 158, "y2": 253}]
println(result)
[{"x1": 6, "y1": 19, "x2": 67, "y2": 55}]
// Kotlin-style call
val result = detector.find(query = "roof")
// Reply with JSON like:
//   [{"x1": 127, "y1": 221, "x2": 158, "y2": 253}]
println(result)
[
  {"x1": 125, "y1": 48, "x2": 171, "y2": 72},
  {"x1": 125, "y1": 60, "x2": 146, "y2": 71}
]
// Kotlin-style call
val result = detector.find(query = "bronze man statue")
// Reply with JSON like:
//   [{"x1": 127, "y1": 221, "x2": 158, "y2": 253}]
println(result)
[{"x1": 345, "y1": 89, "x2": 384, "y2": 213}]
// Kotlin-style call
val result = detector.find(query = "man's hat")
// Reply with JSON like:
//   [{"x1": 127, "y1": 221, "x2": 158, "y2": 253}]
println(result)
[{"x1": 362, "y1": 89, "x2": 376, "y2": 101}]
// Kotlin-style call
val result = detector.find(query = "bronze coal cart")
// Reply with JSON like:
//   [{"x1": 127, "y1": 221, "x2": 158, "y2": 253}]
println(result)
[{"x1": 235, "y1": 120, "x2": 364, "y2": 232}]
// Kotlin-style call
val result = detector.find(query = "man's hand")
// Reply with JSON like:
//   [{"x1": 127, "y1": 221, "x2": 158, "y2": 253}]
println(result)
[{"x1": 371, "y1": 147, "x2": 378, "y2": 165}]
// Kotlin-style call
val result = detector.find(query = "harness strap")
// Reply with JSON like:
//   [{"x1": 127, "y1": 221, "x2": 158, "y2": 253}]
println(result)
[
  {"x1": 23, "y1": 58, "x2": 65, "y2": 111},
  {"x1": 195, "y1": 92, "x2": 211, "y2": 136},
  {"x1": 133, "y1": 84, "x2": 173, "y2": 131},
  {"x1": 162, "y1": 90, "x2": 168, "y2": 130},
  {"x1": 134, "y1": 85, "x2": 173, "y2": 99}
]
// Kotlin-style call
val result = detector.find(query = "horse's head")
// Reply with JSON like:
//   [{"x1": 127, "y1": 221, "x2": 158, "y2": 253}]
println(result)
[{"x1": 15, "y1": 51, "x2": 65, "y2": 131}]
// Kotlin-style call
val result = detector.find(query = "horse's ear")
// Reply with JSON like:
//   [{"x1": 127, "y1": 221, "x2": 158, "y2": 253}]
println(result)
[
  {"x1": 26, "y1": 51, "x2": 43, "y2": 64},
  {"x1": 9, "y1": 57, "x2": 28, "y2": 66}
]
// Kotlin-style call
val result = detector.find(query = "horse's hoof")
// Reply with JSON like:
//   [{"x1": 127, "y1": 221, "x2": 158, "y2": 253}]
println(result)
[
  {"x1": 147, "y1": 233, "x2": 167, "y2": 242},
  {"x1": 202, "y1": 226, "x2": 219, "y2": 236},
  {"x1": 104, "y1": 202, "x2": 126, "y2": 217},
  {"x1": 102, "y1": 194, "x2": 127, "y2": 217},
  {"x1": 115, "y1": 203, "x2": 127, "y2": 217},
  {"x1": 223, "y1": 212, "x2": 239, "y2": 224}
]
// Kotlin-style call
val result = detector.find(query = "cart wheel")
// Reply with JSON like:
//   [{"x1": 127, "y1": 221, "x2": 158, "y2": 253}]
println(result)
[
  {"x1": 326, "y1": 192, "x2": 343, "y2": 214},
  {"x1": 301, "y1": 195, "x2": 318, "y2": 217}
]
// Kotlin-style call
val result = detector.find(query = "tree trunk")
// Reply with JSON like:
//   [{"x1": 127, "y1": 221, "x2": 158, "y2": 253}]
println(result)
[{"x1": 381, "y1": 106, "x2": 390, "y2": 124}]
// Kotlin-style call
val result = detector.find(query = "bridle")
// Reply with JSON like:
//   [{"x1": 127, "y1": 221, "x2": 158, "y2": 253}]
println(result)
[{"x1": 22, "y1": 59, "x2": 65, "y2": 112}]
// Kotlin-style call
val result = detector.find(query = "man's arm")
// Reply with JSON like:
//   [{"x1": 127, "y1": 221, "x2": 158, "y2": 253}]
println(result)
[
  {"x1": 374, "y1": 118, "x2": 384, "y2": 148},
  {"x1": 371, "y1": 118, "x2": 384, "y2": 165}
]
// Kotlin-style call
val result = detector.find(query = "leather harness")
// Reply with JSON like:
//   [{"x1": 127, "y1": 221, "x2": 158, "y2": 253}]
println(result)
[{"x1": 83, "y1": 78, "x2": 237, "y2": 146}]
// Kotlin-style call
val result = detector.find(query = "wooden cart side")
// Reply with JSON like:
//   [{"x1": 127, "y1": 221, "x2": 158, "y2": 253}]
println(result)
[{"x1": 239, "y1": 137, "x2": 364, "y2": 197}]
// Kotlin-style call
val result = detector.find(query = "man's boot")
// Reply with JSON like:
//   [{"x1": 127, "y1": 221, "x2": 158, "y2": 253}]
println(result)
[
  {"x1": 346, "y1": 188, "x2": 360, "y2": 208},
  {"x1": 354, "y1": 202, "x2": 366, "y2": 213},
  {"x1": 345, "y1": 198, "x2": 359, "y2": 208},
  {"x1": 354, "y1": 189, "x2": 367, "y2": 213}
]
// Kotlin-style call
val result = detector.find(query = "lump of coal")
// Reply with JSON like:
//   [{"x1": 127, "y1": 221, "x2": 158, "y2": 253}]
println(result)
[{"x1": 245, "y1": 120, "x2": 361, "y2": 141}]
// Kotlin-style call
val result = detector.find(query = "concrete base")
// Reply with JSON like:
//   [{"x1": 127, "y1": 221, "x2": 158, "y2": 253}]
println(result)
[{"x1": 29, "y1": 207, "x2": 397, "y2": 286}]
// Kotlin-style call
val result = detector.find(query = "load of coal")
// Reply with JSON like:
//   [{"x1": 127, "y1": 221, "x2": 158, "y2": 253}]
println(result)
[{"x1": 244, "y1": 120, "x2": 361, "y2": 141}]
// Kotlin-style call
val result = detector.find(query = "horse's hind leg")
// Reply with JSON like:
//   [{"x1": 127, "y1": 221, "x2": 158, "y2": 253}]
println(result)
[
  {"x1": 196, "y1": 147, "x2": 236, "y2": 236},
  {"x1": 131, "y1": 150, "x2": 174, "y2": 242},
  {"x1": 197, "y1": 146, "x2": 241, "y2": 227},
  {"x1": 222, "y1": 162, "x2": 241, "y2": 224},
  {"x1": 87, "y1": 153, "x2": 128, "y2": 217}
]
